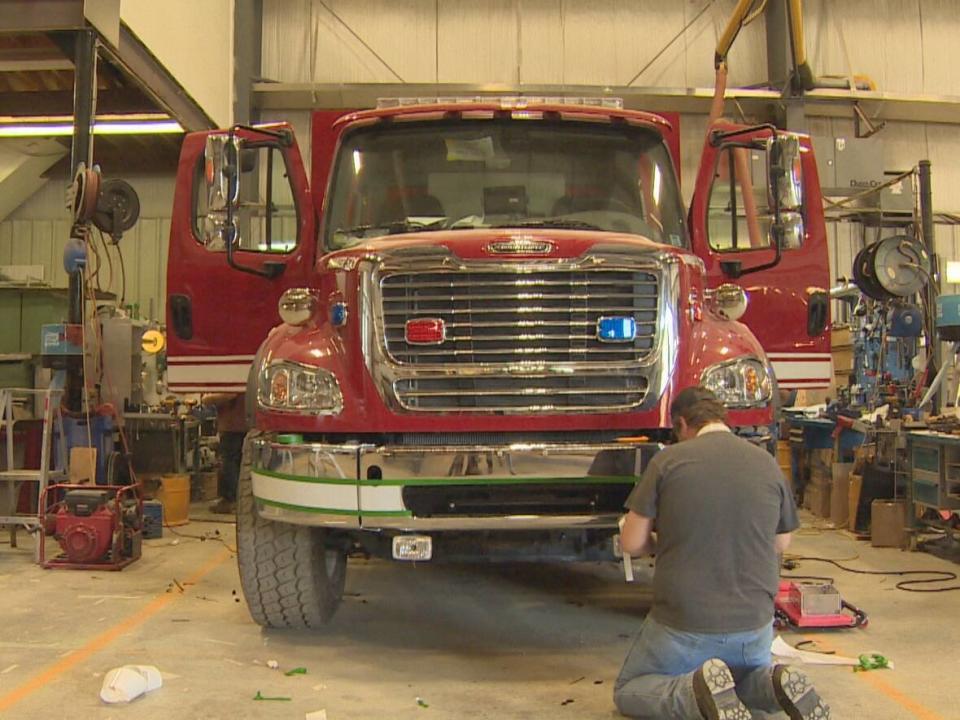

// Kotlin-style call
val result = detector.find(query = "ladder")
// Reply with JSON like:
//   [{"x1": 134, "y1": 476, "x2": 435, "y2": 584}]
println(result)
[{"x1": 0, "y1": 387, "x2": 68, "y2": 560}]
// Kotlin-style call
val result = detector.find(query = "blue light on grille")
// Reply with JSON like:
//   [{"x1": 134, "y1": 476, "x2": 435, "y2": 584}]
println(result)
[
  {"x1": 330, "y1": 302, "x2": 348, "y2": 327},
  {"x1": 597, "y1": 316, "x2": 637, "y2": 342}
]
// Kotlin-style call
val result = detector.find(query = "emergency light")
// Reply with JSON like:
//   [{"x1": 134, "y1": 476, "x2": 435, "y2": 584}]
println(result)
[
  {"x1": 405, "y1": 318, "x2": 446, "y2": 345},
  {"x1": 597, "y1": 316, "x2": 637, "y2": 342}
]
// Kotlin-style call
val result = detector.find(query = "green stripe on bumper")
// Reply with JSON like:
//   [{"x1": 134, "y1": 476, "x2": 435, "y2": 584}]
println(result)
[
  {"x1": 255, "y1": 497, "x2": 412, "y2": 517},
  {"x1": 254, "y1": 466, "x2": 636, "y2": 487}
]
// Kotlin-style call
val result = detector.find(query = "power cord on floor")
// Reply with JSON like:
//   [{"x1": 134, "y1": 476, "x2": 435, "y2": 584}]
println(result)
[
  {"x1": 163, "y1": 524, "x2": 237, "y2": 554},
  {"x1": 784, "y1": 555, "x2": 959, "y2": 592}
]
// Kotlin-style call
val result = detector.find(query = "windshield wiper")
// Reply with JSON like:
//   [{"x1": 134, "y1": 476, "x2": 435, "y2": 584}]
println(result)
[
  {"x1": 335, "y1": 218, "x2": 447, "y2": 237},
  {"x1": 493, "y1": 219, "x2": 605, "y2": 231}
]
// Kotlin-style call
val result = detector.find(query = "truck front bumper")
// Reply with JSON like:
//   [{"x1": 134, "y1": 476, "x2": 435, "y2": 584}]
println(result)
[{"x1": 249, "y1": 436, "x2": 662, "y2": 531}]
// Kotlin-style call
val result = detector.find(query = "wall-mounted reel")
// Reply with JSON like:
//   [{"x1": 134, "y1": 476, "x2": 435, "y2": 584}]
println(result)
[
  {"x1": 852, "y1": 235, "x2": 930, "y2": 301},
  {"x1": 68, "y1": 164, "x2": 140, "y2": 244}
]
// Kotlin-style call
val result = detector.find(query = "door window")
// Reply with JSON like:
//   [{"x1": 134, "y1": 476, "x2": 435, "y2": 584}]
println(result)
[
  {"x1": 193, "y1": 144, "x2": 298, "y2": 253},
  {"x1": 707, "y1": 145, "x2": 803, "y2": 252}
]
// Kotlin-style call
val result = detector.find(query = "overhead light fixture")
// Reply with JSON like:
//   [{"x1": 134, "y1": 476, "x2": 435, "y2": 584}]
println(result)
[{"x1": 0, "y1": 119, "x2": 184, "y2": 138}]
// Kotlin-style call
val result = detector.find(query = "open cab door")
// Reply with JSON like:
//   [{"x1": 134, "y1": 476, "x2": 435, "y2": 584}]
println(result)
[
  {"x1": 166, "y1": 123, "x2": 315, "y2": 393},
  {"x1": 689, "y1": 122, "x2": 831, "y2": 391}
]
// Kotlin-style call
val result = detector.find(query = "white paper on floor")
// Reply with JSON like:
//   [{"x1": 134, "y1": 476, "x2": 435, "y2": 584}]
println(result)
[
  {"x1": 771, "y1": 636, "x2": 894, "y2": 669},
  {"x1": 100, "y1": 665, "x2": 163, "y2": 703}
]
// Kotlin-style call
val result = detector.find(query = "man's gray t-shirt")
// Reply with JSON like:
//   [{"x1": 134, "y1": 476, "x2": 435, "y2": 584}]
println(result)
[{"x1": 625, "y1": 430, "x2": 799, "y2": 633}]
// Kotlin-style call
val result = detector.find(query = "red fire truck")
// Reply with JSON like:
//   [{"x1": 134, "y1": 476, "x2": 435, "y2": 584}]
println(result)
[{"x1": 166, "y1": 98, "x2": 830, "y2": 628}]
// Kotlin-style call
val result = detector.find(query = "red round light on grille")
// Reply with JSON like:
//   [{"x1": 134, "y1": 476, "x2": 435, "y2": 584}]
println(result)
[{"x1": 405, "y1": 318, "x2": 446, "y2": 345}]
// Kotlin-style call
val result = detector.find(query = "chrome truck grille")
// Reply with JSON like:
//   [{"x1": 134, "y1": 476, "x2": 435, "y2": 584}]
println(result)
[{"x1": 375, "y1": 267, "x2": 661, "y2": 412}]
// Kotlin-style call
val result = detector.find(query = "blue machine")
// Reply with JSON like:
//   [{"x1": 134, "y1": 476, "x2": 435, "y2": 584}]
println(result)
[
  {"x1": 40, "y1": 323, "x2": 83, "y2": 357},
  {"x1": 936, "y1": 295, "x2": 960, "y2": 341},
  {"x1": 848, "y1": 303, "x2": 921, "y2": 408}
]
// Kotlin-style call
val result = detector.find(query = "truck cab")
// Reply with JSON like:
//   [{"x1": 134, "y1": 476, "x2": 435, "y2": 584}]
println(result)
[{"x1": 166, "y1": 98, "x2": 830, "y2": 628}]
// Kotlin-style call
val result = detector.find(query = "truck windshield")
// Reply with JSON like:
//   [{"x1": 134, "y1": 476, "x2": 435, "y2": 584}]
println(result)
[{"x1": 325, "y1": 119, "x2": 686, "y2": 250}]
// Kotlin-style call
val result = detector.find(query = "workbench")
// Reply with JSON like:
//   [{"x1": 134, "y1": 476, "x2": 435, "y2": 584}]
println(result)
[
  {"x1": 785, "y1": 415, "x2": 866, "y2": 461},
  {"x1": 906, "y1": 430, "x2": 960, "y2": 514}
]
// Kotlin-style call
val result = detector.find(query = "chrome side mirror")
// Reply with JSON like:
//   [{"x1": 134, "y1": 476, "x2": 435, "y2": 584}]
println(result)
[
  {"x1": 778, "y1": 211, "x2": 804, "y2": 249},
  {"x1": 203, "y1": 134, "x2": 241, "y2": 248},
  {"x1": 766, "y1": 134, "x2": 803, "y2": 211}
]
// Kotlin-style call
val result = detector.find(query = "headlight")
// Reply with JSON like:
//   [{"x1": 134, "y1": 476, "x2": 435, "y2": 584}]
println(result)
[
  {"x1": 258, "y1": 361, "x2": 343, "y2": 414},
  {"x1": 701, "y1": 357, "x2": 772, "y2": 408}
]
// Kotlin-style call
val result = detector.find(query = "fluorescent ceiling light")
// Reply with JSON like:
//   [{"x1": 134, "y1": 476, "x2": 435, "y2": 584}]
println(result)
[{"x1": 0, "y1": 120, "x2": 184, "y2": 137}]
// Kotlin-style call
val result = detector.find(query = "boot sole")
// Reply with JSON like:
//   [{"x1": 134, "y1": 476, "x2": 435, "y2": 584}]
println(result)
[
  {"x1": 773, "y1": 665, "x2": 831, "y2": 720},
  {"x1": 695, "y1": 659, "x2": 752, "y2": 720}
]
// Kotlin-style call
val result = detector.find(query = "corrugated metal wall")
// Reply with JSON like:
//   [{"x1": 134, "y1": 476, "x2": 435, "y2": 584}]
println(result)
[
  {"x1": 261, "y1": 0, "x2": 768, "y2": 88},
  {"x1": 2, "y1": 175, "x2": 174, "y2": 321}
]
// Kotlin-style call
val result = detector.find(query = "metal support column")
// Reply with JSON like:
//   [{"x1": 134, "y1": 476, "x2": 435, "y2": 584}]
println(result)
[
  {"x1": 765, "y1": 0, "x2": 792, "y2": 91},
  {"x1": 233, "y1": 0, "x2": 263, "y2": 125},
  {"x1": 918, "y1": 160, "x2": 942, "y2": 412},
  {"x1": 66, "y1": 29, "x2": 97, "y2": 414},
  {"x1": 765, "y1": 0, "x2": 806, "y2": 131}
]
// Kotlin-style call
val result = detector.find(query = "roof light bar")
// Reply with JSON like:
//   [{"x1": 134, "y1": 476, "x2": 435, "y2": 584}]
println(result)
[{"x1": 376, "y1": 96, "x2": 624, "y2": 110}]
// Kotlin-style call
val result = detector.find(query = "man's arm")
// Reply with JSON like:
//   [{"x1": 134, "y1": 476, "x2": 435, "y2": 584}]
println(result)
[
  {"x1": 775, "y1": 532, "x2": 792, "y2": 554},
  {"x1": 620, "y1": 511, "x2": 657, "y2": 557}
]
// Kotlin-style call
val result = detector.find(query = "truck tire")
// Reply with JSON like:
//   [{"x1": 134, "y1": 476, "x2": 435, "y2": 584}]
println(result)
[{"x1": 236, "y1": 430, "x2": 347, "y2": 628}]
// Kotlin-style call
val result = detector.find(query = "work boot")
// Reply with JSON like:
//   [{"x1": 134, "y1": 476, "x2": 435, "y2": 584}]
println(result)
[
  {"x1": 772, "y1": 665, "x2": 831, "y2": 719},
  {"x1": 693, "y1": 659, "x2": 751, "y2": 720},
  {"x1": 208, "y1": 498, "x2": 236, "y2": 514}
]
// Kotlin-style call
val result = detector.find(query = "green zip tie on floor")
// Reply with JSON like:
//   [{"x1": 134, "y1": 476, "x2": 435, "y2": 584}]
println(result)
[
  {"x1": 276, "y1": 433, "x2": 304, "y2": 445},
  {"x1": 253, "y1": 690, "x2": 292, "y2": 701},
  {"x1": 284, "y1": 667, "x2": 307, "y2": 676},
  {"x1": 854, "y1": 654, "x2": 890, "y2": 672}
]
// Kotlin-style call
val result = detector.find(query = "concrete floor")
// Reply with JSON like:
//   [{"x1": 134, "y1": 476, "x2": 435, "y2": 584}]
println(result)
[{"x1": 0, "y1": 511, "x2": 957, "y2": 720}]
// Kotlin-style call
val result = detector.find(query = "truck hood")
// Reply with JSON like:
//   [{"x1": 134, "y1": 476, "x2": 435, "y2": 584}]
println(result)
[{"x1": 321, "y1": 228, "x2": 685, "y2": 265}]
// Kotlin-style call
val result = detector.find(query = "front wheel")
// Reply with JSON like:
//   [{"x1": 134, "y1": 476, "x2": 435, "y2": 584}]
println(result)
[{"x1": 236, "y1": 431, "x2": 347, "y2": 628}]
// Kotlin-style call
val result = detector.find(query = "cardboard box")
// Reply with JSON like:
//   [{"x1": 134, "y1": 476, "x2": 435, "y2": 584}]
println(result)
[
  {"x1": 809, "y1": 448, "x2": 833, "y2": 484},
  {"x1": 68, "y1": 447, "x2": 97, "y2": 484},
  {"x1": 871, "y1": 499, "x2": 908, "y2": 548},
  {"x1": 804, "y1": 481, "x2": 832, "y2": 518},
  {"x1": 830, "y1": 463, "x2": 853, "y2": 527},
  {"x1": 831, "y1": 327, "x2": 853, "y2": 348},
  {"x1": 832, "y1": 347, "x2": 854, "y2": 374}
]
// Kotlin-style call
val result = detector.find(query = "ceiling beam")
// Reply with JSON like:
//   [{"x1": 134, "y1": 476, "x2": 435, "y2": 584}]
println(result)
[
  {"x1": 0, "y1": 0, "x2": 118, "y2": 45},
  {"x1": 98, "y1": 23, "x2": 215, "y2": 131},
  {"x1": 252, "y1": 82, "x2": 960, "y2": 128},
  {"x1": 0, "y1": 87, "x2": 159, "y2": 116},
  {"x1": 0, "y1": 46, "x2": 73, "y2": 72}
]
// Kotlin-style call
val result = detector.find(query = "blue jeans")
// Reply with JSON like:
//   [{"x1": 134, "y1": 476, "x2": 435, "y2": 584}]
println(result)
[{"x1": 614, "y1": 615, "x2": 781, "y2": 719}]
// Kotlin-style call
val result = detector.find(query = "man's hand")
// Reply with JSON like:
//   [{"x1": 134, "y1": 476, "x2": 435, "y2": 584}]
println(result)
[{"x1": 619, "y1": 511, "x2": 656, "y2": 557}]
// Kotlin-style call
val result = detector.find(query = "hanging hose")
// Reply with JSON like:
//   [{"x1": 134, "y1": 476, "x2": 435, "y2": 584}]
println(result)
[{"x1": 715, "y1": 0, "x2": 766, "y2": 69}]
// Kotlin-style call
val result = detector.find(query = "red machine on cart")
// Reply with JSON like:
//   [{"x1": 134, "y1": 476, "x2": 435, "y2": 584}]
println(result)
[
  {"x1": 40, "y1": 483, "x2": 143, "y2": 570},
  {"x1": 774, "y1": 580, "x2": 868, "y2": 630}
]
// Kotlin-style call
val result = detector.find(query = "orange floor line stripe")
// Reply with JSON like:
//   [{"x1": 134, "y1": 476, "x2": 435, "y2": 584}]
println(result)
[
  {"x1": 0, "y1": 547, "x2": 233, "y2": 713},
  {"x1": 801, "y1": 634, "x2": 943, "y2": 720}
]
